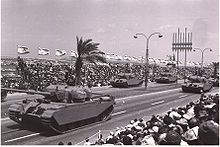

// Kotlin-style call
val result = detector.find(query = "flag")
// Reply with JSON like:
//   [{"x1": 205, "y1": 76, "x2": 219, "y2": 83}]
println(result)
[
  {"x1": 38, "y1": 47, "x2": 49, "y2": 55},
  {"x1": 70, "y1": 50, "x2": 78, "y2": 57},
  {"x1": 17, "y1": 45, "x2": 30, "y2": 54},
  {"x1": 55, "y1": 49, "x2": 66, "y2": 56}
]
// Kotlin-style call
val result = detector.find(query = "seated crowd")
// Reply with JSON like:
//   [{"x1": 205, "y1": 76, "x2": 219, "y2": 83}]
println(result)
[
  {"x1": 2, "y1": 57, "x2": 204, "y2": 91},
  {"x1": 78, "y1": 93, "x2": 219, "y2": 145}
]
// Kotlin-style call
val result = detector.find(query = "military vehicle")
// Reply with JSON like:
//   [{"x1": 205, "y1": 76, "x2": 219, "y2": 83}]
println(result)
[
  {"x1": 3, "y1": 85, "x2": 115, "y2": 134},
  {"x1": 182, "y1": 76, "x2": 213, "y2": 93},
  {"x1": 1, "y1": 88, "x2": 7, "y2": 102},
  {"x1": 110, "y1": 73, "x2": 143, "y2": 88},
  {"x1": 155, "y1": 72, "x2": 178, "y2": 83},
  {"x1": 210, "y1": 77, "x2": 219, "y2": 87}
]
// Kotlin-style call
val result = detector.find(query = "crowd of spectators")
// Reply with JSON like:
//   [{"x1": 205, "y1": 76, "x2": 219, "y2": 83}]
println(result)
[
  {"x1": 1, "y1": 57, "x2": 208, "y2": 91},
  {"x1": 76, "y1": 92, "x2": 218, "y2": 145}
]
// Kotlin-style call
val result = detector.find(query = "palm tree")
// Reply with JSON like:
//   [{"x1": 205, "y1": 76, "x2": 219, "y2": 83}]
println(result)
[
  {"x1": 213, "y1": 62, "x2": 219, "y2": 78},
  {"x1": 74, "y1": 36, "x2": 107, "y2": 86}
]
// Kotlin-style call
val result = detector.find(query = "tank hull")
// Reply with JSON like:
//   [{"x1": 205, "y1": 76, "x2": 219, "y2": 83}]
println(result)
[
  {"x1": 182, "y1": 83, "x2": 212, "y2": 93},
  {"x1": 111, "y1": 80, "x2": 143, "y2": 88},
  {"x1": 155, "y1": 77, "x2": 177, "y2": 83},
  {"x1": 182, "y1": 85, "x2": 203, "y2": 93},
  {"x1": 155, "y1": 72, "x2": 178, "y2": 84},
  {"x1": 8, "y1": 95, "x2": 115, "y2": 134}
]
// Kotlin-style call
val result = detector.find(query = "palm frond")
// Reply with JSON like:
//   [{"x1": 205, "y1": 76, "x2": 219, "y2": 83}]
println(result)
[
  {"x1": 84, "y1": 54, "x2": 107, "y2": 63},
  {"x1": 76, "y1": 36, "x2": 83, "y2": 56}
]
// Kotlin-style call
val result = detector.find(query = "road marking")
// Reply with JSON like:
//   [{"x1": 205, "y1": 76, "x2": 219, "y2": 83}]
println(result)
[
  {"x1": 4, "y1": 133, "x2": 40, "y2": 143},
  {"x1": 117, "y1": 88, "x2": 180, "y2": 101},
  {"x1": 112, "y1": 110, "x2": 126, "y2": 116},
  {"x1": 1, "y1": 117, "x2": 10, "y2": 121},
  {"x1": 151, "y1": 100, "x2": 165, "y2": 106},
  {"x1": 179, "y1": 95, "x2": 188, "y2": 98}
]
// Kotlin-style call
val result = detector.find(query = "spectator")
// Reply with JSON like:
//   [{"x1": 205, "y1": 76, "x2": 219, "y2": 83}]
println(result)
[
  {"x1": 58, "y1": 141, "x2": 64, "y2": 145},
  {"x1": 162, "y1": 130, "x2": 182, "y2": 145},
  {"x1": 67, "y1": 142, "x2": 72, "y2": 145},
  {"x1": 198, "y1": 120, "x2": 219, "y2": 145},
  {"x1": 84, "y1": 137, "x2": 92, "y2": 145}
]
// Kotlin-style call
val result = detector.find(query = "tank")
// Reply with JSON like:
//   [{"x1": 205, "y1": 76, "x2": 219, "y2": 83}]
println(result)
[
  {"x1": 3, "y1": 85, "x2": 115, "y2": 134},
  {"x1": 110, "y1": 73, "x2": 143, "y2": 88},
  {"x1": 1, "y1": 89, "x2": 7, "y2": 102},
  {"x1": 155, "y1": 72, "x2": 178, "y2": 83},
  {"x1": 182, "y1": 76, "x2": 213, "y2": 93}
]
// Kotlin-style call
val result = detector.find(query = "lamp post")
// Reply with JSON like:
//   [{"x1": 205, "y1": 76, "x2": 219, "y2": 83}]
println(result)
[
  {"x1": 193, "y1": 48, "x2": 212, "y2": 70},
  {"x1": 134, "y1": 32, "x2": 163, "y2": 89}
]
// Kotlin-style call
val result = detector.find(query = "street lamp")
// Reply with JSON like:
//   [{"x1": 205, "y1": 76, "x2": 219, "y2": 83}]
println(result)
[
  {"x1": 134, "y1": 32, "x2": 163, "y2": 89},
  {"x1": 193, "y1": 48, "x2": 212, "y2": 70}
]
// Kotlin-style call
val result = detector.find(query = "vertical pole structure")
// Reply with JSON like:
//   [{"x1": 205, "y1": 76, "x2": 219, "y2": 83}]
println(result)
[
  {"x1": 135, "y1": 32, "x2": 162, "y2": 89},
  {"x1": 201, "y1": 51, "x2": 204, "y2": 70},
  {"x1": 145, "y1": 38, "x2": 149, "y2": 89},
  {"x1": 177, "y1": 29, "x2": 180, "y2": 75},
  {"x1": 184, "y1": 28, "x2": 187, "y2": 83},
  {"x1": 172, "y1": 28, "x2": 192, "y2": 82}
]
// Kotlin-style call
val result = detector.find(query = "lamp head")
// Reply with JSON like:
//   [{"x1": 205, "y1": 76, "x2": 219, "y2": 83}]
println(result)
[
  {"x1": 134, "y1": 35, "x2": 138, "y2": 39},
  {"x1": 209, "y1": 48, "x2": 212, "y2": 52},
  {"x1": 158, "y1": 34, "x2": 163, "y2": 38}
]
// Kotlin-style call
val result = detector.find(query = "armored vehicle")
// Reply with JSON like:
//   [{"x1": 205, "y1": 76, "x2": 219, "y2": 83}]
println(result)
[
  {"x1": 110, "y1": 73, "x2": 143, "y2": 88},
  {"x1": 155, "y1": 72, "x2": 178, "y2": 83},
  {"x1": 1, "y1": 88, "x2": 7, "y2": 102},
  {"x1": 3, "y1": 85, "x2": 115, "y2": 134},
  {"x1": 182, "y1": 76, "x2": 213, "y2": 93},
  {"x1": 210, "y1": 77, "x2": 219, "y2": 87}
]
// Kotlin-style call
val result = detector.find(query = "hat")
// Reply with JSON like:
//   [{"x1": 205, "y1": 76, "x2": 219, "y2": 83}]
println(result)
[
  {"x1": 157, "y1": 133, "x2": 167, "y2": 145},
  {"x1": 148, "y1": 126, "x2": 159, "y2": 133},
  {"x1": 176, "y1": 118, "x2": 188, "y2": 126},
  {"x1": 127, "y1": 134, "x2": 133, "y2": 139},
  {"x1": 169, "y1": 111, "x2": 181, "y2": 120},
  {"x1": 116, "y1": 127, "x2": 120, "y2": 131},
  {"x1": 198, "y1": 120, "x2": 219, "y2": 145},
  {"x1": 183, "y1": 113, "x2": 193, "y2": 120},
  {"x1": 142, "y1": 135, "x2": 156, "y2": 145},
  {"x1": 135, "y1": 125, "x2": 143, "y2": 131},
  {"x1": 183, "y1": 126, "x2": 199, "y2": 141}
]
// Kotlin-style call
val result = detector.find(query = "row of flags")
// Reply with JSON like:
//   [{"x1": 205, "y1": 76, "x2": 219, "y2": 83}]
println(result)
[
  {"x1": 17, "y1": 45, "x2": 201, "y2": 67},
  {"x1": 17, "y1": 45, "x2": 78, "y2": 57}
]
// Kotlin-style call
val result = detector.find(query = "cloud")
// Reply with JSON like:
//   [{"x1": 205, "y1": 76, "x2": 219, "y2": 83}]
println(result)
[
  {"x1": 108, "y1": 23, "x2": 116, "y2": 29},
  {"x1": 97, "y1": 28, "x2": 105, "y2": 33},
  {"x1": 157, "y1": 24, "x2": 173, "y2": 31}
]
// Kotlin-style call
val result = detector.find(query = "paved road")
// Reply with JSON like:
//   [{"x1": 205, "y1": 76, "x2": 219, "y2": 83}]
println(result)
[
  {"x1": 1, "y1": 83, "x2": 218, "y2": 145},
  {"x1": 1, "y1": 81, "x2": 182, "y2": 118},
  {"x1": 1, "y1": 85, "x2": 218, "y2": 145}
]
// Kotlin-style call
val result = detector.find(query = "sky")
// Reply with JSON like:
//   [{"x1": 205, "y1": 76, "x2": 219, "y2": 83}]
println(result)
[{"x1": 1, "y1": 0, "x2": 219, "y2": 63}]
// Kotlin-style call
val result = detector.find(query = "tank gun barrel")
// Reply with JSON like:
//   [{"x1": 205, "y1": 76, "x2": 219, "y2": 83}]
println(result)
[{"x1": 1, "y1": 88, "x2": 51, "y2": 96}]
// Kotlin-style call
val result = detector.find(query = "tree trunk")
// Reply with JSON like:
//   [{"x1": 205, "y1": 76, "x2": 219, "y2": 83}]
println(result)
[{"x1": 75, "y1": 58, "x2": 83, "y2": 86}]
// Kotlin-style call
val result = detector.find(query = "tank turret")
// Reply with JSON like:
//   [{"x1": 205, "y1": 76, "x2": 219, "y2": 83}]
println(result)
[{"x1": 3, "y1": 85, "x2": 115, "y2": 134}]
